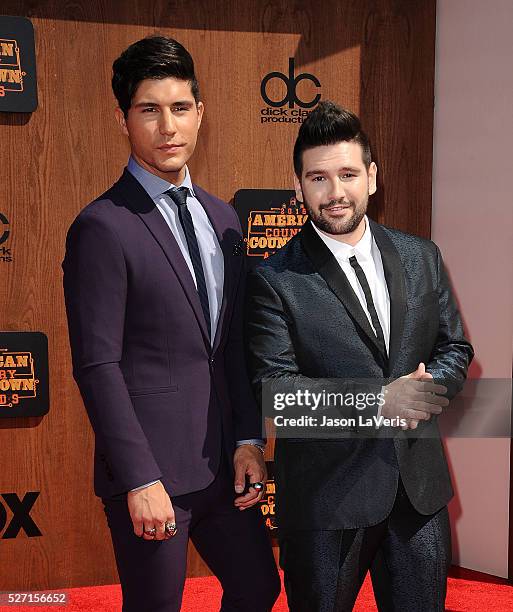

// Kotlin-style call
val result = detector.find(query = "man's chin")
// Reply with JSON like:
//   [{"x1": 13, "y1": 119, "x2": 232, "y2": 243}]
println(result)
[
  {"x1": 153, "y1": 160, "x2": 187, "y2": 177},
  {"x1": 156, "y1": 157, "x2": 185, "y2": 170},
  {"x1": 315, "y1": 220, "x2": 355, "y2": 236}
]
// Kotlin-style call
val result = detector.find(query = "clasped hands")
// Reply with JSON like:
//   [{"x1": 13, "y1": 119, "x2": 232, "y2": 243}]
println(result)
[{"x1": 382, "y1": 362, "x2": 449, "y2": 431}]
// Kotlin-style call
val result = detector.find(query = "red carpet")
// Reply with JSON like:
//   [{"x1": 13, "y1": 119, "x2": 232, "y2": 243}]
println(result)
[{"x1": 1, "y1": 568, "x2": 511, "y2": 611}]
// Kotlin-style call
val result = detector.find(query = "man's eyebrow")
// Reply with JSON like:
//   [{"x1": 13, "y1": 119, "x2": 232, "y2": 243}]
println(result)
[
  {"x1": 133, "y1": 100, "x2": 195, "y2": 108},
  {"x1": 170, "y1": 100, "x2": 195, "y2": 107},
  {"x1": 304, "y1": 169, "x2": 327, "y2": 177},
  {"x1": 304, "y1": 166, "x2": 361, "y2": 177}
]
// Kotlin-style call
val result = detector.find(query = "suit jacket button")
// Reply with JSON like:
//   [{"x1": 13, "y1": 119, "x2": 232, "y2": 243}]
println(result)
[{"x1": 209, "y1": 357, "x2": 214, "y2": 366}]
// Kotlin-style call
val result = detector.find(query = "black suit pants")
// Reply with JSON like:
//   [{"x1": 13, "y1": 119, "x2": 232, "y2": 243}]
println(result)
[
  {"x1": 103, "y1": 454, "x2": 280, "y2": 612},
  {"x1": 280, "y1": 481, "x2": 451, "y2": 612}
]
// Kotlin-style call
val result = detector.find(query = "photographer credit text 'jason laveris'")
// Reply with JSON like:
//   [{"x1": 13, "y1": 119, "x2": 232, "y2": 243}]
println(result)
[{"x1": 261, "y1": 380, "x2": 417, "y2": 437}]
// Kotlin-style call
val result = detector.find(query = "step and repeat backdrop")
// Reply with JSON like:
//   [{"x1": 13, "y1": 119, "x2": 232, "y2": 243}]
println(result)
[{"x1": 0, "y1": 0, "x2": 435, "y2": 590}]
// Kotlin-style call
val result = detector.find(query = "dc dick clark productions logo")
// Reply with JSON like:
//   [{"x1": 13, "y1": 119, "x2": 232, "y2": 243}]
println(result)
[{"x1": 260, "y1": 58, "x2": 321, "y2": 125}]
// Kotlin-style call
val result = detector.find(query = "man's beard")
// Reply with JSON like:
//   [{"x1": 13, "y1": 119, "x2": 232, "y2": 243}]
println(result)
[{"x1": 305, "y1": 195, "x2": 368, "y2": 236}]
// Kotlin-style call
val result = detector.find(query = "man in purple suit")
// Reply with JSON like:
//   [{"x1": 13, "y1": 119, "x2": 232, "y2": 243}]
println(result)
[{"x1": 63, "y1": 36, "x2": 280, "y2": 612}]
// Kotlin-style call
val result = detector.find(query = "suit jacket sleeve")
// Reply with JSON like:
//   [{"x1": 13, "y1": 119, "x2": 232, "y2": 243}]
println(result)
[
  {"x1": 223, "y1": 214, "x2": 264, "y2": 441},
  {"x1": 63, "y1": 210, "x2": 162, "y2": 493},
  {"x1": 426, "y1": 245, "x2": 474, "y2": 398},
  {"x1": 246, "y1": 267, "x2": 383, "y2": 431}
]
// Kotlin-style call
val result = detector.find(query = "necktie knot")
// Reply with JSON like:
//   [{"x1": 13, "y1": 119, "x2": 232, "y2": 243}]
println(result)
[{"x1": 165, "y1": 187, "x2": 189, "y2": 207}]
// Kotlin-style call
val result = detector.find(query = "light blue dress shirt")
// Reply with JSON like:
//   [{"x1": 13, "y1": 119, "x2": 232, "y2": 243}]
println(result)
[{"x1": 127, "y1": 156, "x2": 224, "y2": 344}]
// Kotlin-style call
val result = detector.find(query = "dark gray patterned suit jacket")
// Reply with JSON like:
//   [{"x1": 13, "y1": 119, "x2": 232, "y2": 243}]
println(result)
[{"x1": 246, "y1": 219, "x2": 473, "y2": 530}]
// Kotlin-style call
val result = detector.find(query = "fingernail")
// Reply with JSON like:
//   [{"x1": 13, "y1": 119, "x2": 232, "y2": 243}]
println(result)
[{"x1": 235, "y1": 485, "x2": 244, "y2": 493}]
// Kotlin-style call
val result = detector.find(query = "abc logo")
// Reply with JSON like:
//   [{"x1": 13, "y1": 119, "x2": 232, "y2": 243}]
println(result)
[
  {"x1": 261, "y1": 58, "x2": 321, "y2": 109},
  {"x1": 0, "y1": 492, "x2": 41, "y2": 538}
]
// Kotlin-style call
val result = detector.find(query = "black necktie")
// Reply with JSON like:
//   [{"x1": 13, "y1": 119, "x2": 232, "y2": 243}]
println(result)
[
  {"x1": 165, "y1": 187, "x2": 211, "y2": 339},
  {"x1": 349, "y1": 255, "x2": 387, "y2": 358}
]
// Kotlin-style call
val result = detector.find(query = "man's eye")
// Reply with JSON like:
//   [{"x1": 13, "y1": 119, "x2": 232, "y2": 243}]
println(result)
[
  {"x1": 142, "y1": 108, "x2": 156, "y2": 113},
  {"x1": 173, "y1": 106, "x2": 189, "y2": 112},
  {"x1": 312, "y1": 176, "x2": 325, "y2": 182},
  {"x1": 341, "y1": 174, "x2": 355, "y2": 179}
]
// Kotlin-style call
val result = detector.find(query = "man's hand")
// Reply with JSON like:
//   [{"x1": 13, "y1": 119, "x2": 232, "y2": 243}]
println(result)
[
  {"x1": 401, "y1": 363, "x2": 437, "y2": 430},
  {"x1": 233, "y1": 445, "x2": 267, "y2": 511},
  {"x1": 382, "y1": 362, "x2": 449, "y2": 429},
  {"x1": 127, "y1": 481, "x2": 175, "y2": 541}
]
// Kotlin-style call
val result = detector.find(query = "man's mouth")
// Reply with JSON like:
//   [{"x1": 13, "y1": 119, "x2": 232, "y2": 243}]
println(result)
[
  {"x1": 321, "y1": 203, "x2": 352, "y2": 214},
  {"x1": 158, "y1": 143, "x2": 185, "y2": 151}
]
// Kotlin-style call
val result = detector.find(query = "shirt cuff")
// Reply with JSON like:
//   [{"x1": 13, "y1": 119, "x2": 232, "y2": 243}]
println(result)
[
  {"x1": 236, "y1": 439, "x2": 266, "y2": 453},
  {"x1": 130, "y1": 479, "x2": 160, "y2": 492}
]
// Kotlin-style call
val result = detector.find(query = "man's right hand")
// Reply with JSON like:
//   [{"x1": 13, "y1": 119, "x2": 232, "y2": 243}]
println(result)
[
  {"x1": 382, "y1": 362, "x2": 449, "y2": 427},
  {"x1": 127, "y1": 481, "x2": 175, "y2": 541}
]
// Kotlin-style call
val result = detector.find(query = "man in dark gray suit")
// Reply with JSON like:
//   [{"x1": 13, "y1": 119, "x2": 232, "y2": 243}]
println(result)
[{"x1": 246, "y1": 101, "x2": 473, "y2": 611}]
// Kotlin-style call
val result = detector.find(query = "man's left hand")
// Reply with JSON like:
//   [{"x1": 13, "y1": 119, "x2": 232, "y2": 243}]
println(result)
[{"x1": 233, "y1": 445, "x2": 267, "y2": 511}]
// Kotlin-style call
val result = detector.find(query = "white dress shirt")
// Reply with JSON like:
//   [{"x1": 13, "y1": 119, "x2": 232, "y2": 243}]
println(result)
[{"x1": 311, "y1": 216, "x2": 390, "y2": 352}]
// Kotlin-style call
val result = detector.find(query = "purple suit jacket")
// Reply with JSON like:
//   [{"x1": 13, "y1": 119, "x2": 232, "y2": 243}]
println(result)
[{"x1": 63, "y1": 169, "x2": 260, "y2": 498}]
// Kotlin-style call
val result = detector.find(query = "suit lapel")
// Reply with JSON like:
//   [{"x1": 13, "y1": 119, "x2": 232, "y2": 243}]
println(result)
[
  {"x1": 114, "y1": 170, "x2": 211, "y2": 348},
  {"x1": 193, "y1": 184, "x2": 236, "y2": 355},
  {"x1": 300, "y1": 221, "x2": 386, "y2": 360},
  {"x1": 369, "y1": 220, "x2": 406, "y2": 372}
]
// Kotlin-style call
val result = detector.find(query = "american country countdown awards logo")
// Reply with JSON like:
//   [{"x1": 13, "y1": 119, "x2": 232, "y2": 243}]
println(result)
[
  {"x1": 0, "y1": 17, "x2": 38, "y2": 112},
  {"x1": 0, "y1": 38, "x2": 23, "y2": 95},
  {"x1": 247, "y1": 199, "x2": 308, "y2": 258},
  {"x1": 0, "y1": 332, "x2": 49, "y2": 418},
  {"x1": 260, "y1": 58, "x2": 321, "y2": 125},
  {"x1": 0, "y1": 213, "x2": 13, "y2": 263},
  {"x1": 258, "y1": 461, "x2": 278, "y2": 534},
  {"x1": 233, "y1": 189, "x2": 308, "y2": 263}
]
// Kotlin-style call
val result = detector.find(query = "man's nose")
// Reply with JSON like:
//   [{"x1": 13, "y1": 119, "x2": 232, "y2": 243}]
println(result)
[
  {"x1": 327, "y1": 178, "x2": 347, "y2": 203},
  {"x1": 159, "y1": 110, "x2": 177, "y2": 136}
]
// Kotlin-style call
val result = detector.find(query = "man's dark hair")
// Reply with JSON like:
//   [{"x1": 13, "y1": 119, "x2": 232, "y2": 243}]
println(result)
[
  {"x1": 293, "y1": 101, "x2": 372, "y2": 176},
  {"x1": 112, "y1": 36, "x2": 200, "y2": 116}
]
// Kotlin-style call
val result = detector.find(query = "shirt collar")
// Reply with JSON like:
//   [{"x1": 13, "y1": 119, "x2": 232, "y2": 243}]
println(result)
[
  {"x1": 311, "y1": 215, "x2": 373, "y2": 261},
  {"x1": 127, "y1": 156, "x2": 196, "y2": 200}
]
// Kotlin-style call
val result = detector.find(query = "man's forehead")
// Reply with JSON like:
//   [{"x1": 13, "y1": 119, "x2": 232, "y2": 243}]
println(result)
[
  {"x1": 132, "y1": 76, "x2": 195, "y2": 101},
  {"x1": 302, "y1": 141, "x2": 366, "y2": 170}
]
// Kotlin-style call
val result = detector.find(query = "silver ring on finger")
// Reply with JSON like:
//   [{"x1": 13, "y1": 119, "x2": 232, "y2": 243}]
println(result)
[
  {"x1": 165, "y1": 522, "x2": 177, "y2": 537},
  {"x1": 144, "y1": 527, "x2": 156, "y2": 537}
]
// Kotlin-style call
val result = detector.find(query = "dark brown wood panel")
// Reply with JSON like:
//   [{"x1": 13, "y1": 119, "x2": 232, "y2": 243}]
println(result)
[
  {"x1": 0, "y1": 0, "x2": 435, "y2": 590},
  {"x1": 360, "y1": 0, "x2": 436, "y2": 235}
]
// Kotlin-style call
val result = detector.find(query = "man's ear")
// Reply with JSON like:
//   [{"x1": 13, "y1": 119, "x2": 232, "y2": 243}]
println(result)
[
  {"x1": 114, "y1": 107, "x2": 129, "y2": 136},
  {"x1": 368, "y1": 162, "x2": 378, "y2": 196},
  {"x1": 196, "y1": 101, "x2": 204, "y2": 129},
  {"x1": 294, "y1": 174, "x2": 304, "y2": 202}
]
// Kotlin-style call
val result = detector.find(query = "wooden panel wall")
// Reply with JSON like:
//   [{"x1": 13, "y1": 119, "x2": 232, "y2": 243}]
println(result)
[{"x1": 0, "y1": 0, "x2": 435, "y2": 590}]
